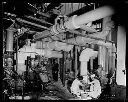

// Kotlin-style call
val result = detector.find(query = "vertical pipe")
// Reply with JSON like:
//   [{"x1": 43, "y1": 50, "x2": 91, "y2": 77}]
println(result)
[
  {"x1": 116, "y1": 26, "x2": 126, "y2": 86},
  {"x1": 74, "y1": 46, "x2": 78, "y2": 78},
  {"x1": 111, "y1": 44, "x2": 116, "y2": 75},
  {"x1": 90, "y1": 44, "x2": 94, "y2": 72},
  {"x1": 80, "y1": 61, "x2": 88, "y2": 76},
  {"x1": 102, "y1": 46, "x2": 106, "y2": 71},
  {"x1": 62, "y1": 51, "x2": 66, "y2": 86},
  {"x1": 98, "y1": 46, "x2": 102, "y2": 66},
  {"x1": 105, "y1": 48, "x2": 109, "y2": 74},
  {"x1": 108, "y1": 48, "x2": 112, "y2": 75},
  {"x1": 16, "y1": 36, "x2": 19, "y2": 72},
  {"x1": 6, "y1": 28, "x2": 14, "y2": 52}
]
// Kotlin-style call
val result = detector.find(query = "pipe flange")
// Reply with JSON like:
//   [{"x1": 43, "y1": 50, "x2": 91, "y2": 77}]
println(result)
[
  {"x1": 51, "y1": 25, "x2": 59, "y2": 35},
  {"x1": 64, "y1": 15, "x2": 80, "y2": 30},
  {"x1": 72, "y1": 15, "x2": 80, "y2": 29}
]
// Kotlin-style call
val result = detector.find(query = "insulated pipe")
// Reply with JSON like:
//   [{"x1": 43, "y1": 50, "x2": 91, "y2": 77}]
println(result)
[
  {"x1": 67, "y1": 6, "x2": 114, "y2": 29},
  {"x1": 79, "y1": 48, "x2": 98, "y2": 76},
  {"x1": 116, "y1": 26, "x2": 126, "y2": 86},
  {"x1": 33, "y1": 5, "x2": 114, "y2": 40},
  {"x1": 6, "y1": 28, "x2": 15, "y2": 52},
  {"x1": 36, "y1": 41, "x2": 74, "y2": 52},
  {"x1": 65, "y1": 36, "x2": 112, "y2": 47},
  {"x1": 16, "y1": 18, "x2": 50, "y2": 30},
  {"x1": 80, "y1": 24, "x2": 97, "y2": 33}
]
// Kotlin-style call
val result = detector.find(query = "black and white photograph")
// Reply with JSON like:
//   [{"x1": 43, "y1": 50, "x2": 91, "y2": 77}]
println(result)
[{"x1": 2, "y1": 0, "x2": 127, "y2": 101}]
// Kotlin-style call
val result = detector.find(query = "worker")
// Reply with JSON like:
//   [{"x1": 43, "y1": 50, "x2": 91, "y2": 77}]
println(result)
[
  {"x1": 70, "y1": 75, "x2": 85, "y2": 98},
  {"x1": 85, "y1": 74, "x2": 101, "y2": 99}
]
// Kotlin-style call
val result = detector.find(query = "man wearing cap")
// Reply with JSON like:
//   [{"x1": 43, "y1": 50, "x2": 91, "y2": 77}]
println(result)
[
  {"x1": 85, "y1": 74, "x2": 101, "y2": 99},
  {"x1": 70, "y1": 76, "x2": 86, "y2": 97}
]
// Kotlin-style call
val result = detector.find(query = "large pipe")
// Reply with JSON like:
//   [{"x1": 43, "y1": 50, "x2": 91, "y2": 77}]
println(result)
[
  {"x1": 34, "y1": 5, "x2": 114, "y2": 40},
  {"x1": 6, "y1": 28, "x2": 15, "y2": 52},
  {"x1": 80, "y1": 24, "x2": 97, "y2": 33},
  {"x1": 36, "y1": 41, "x2": 74, "y2": 52},
  {"x1": 25, "y1": 16, "x2": 53, "y2": 26},
  {"x1": 116, "y1": 26, "x2": 126, "y2": 86},
  {"x1": 66, "y1": 6, "x2": 114, "y2": 29},
  {"x1": 79, "y1": 48, "x2": 98, "y2": 76},
  {"x1": 65, "y1": 35, "x2": 112, "y2": 47},
  {"x1": 16, "y1": 18, "x2": 50, "y2": 30}
]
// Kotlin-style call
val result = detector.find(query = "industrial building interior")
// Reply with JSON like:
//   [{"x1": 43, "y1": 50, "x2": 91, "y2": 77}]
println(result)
[{"x1": 2, "y1": 0, "x2": 127, "y2": 101}]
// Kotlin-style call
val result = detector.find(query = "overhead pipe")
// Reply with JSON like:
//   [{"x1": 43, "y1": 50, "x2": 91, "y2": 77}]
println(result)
[
  {"x1": 79, "y1": 48, "x2": 98, "y2": 76},
  {"x1": 36, "y1": 41, "x2": 74, "y2": 52},
  {"x1": 80, "y1": 24, "x2": 97, "y2": 33},
  {"x1": 18, "y1": 43, "x2": 63, "y2": 59},
  {"x1": 27, "y1": 2, "x2": 50, "y2": 18},
  {"x1": 25, "y1": 16, "x2": 53, "y2": 25},
  {"x1": 16, "y1": 18, "x2": 50, "y2": 30},
  {"x1": 66, "y1": 6, "x2": 114, "y2": 29},
  {"x1": 65, "y1": 33, "x2": 113, "y2": 47},
  {"x1": 33, "y1": 5, "x2": 114, "y2": 40},
  {"x1": 47, "y1": 29, "x2": 112, "y2": 47},
  {"x1": 63, "y1": 16, "x2": 113, "y2": 47}
]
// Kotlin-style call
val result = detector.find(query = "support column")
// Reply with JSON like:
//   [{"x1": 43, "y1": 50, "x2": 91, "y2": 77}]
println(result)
[
  {"x1": 90, "y1": 44, "x2": 94, "y2": 72},
  {"x1": 116, "y1": 26, "x2": 126, "y2": 86},
  {"x1": 75, "y1": 46, "x2": 78, "y2": 78},
  {"x1": 80, "y1": 61, "x2": 88, "y2": 76}
]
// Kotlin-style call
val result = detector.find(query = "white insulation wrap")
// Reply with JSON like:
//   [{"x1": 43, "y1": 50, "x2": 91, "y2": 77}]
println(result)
[
  {"x1": 79, "y1": 48, "x2": 98, "y2": 76},
  {"x1": 17, "y1": 43, "x2": 62, "y2": 74},
  {"x1": 33, "y1": 5, "x2": 114, "y2": 40},
  {"x1": 6, "y1": 28, "x2": 15, "y2": 52},
  {"x1": 36, "y1": 41, "x2": 74, "y2": 52}
]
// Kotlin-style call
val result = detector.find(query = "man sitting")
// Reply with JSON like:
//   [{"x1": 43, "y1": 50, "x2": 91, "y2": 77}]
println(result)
[
  {"x1": 70, "y1": 76, "x2": 85, "y2": 98},
  {"x1": 85, "y1": 74, "x2": 101, "y2": 99}
]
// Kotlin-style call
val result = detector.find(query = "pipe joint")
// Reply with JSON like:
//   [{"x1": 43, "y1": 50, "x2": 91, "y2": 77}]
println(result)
[
  {"x1": 50, "y1": 25, "x2": 59, "y2": 35},
  {"x1": 64, "y1": 15, "x2": 80, "y2": 30}
]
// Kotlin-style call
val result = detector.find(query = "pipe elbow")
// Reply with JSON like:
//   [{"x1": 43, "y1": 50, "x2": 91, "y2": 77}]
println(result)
[
  {"x1": 79, "y1": 48, "x2": 98, "y2": 62},
  {"x1": 64, "y1": 15, "x2": 80, "y2": 30}
]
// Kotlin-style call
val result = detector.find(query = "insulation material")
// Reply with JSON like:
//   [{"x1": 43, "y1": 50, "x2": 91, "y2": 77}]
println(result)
[
  {"x1": 66, "y1": 36, "x2": 95, "y2": 46},
  {"x1": 111, "y1": 44, "x2": 116, "y2": 74},
  {"x1": 79, "y1": 48, "x2": 98, "y2": 76},
  {"x1": 102, "y1": 46, "x2": 106, "y2": 71},
  {"x1": 98, "y1": 46, "x2": 103, "y2": 66},
  {"x1": 43, "y1": 49, "x2": 62, "y2": 58},
  {"x1": 36, "y1": 41, "x2": 43, "y2": 49},
  {"x1": 108, "y1": 48, "x2": 112, "y2": 74},
  {"x1": 36, "y1": 41, "x2": 74, "y2": 52},
  {"x1": 6, "y1": 28, "x2": 14, "y2": 52},
  {"x1": 98, "y1": 46, "x2": 107, "y2": 72},
  {"x1": 17, "y1": 63, "x2": 26, "y2": 75},
  {"x1": 90, "y1": 44, "x2": 94, "y2": 71},
  {"x1": 75, "y1": 46, "x2": 78, "y2": 78},
  {"x1": 105, "y1": 48, "x2": 109, "y2": 74}
]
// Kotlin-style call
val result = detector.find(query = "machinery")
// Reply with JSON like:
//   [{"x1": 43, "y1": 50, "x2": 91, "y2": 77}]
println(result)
[{"x1": 2, "y1": 1, "x2": 126, "y2": 101}]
